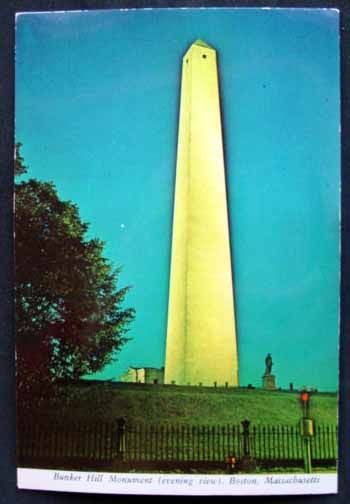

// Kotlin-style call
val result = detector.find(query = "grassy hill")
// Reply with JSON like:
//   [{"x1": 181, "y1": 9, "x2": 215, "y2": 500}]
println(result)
[{"x1": 48, "y1": 381, "x2": 338, "y2": 426}]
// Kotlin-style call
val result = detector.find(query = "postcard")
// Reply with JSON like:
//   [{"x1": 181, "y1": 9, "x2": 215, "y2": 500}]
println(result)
[{"x1": 15, "y1": 6, "x2": 340, "y2": 496}]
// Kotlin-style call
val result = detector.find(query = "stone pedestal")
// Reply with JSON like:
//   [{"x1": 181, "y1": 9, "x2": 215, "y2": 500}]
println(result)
[{"x1": 262, "y1": 373, "x2": 276, "y2": 390}]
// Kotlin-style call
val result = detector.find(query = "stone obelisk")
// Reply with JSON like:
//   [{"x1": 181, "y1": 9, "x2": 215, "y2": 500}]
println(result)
[{"x1": 164, "y1": 40, "x2": 239, "y2": 387}]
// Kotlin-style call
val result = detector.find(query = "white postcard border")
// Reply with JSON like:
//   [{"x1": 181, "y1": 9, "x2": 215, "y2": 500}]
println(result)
[{"x1": 17, "y1": 468, "x2": 337, "y2": 496}]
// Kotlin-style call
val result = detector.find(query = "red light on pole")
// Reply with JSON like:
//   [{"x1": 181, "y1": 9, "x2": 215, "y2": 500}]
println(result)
[
  {"x1": 299, "y1": 390, "x2": 314, "y2": 473},
  {"x1": 300, "y1": 390, "x2": 310, "y2": 418},
  {"x1": 301, "y1": 391, "x2": 310, "y2": 403}
]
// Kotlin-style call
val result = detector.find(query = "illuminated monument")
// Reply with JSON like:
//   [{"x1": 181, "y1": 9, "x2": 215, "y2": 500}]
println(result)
[{"x1": 164, "y1": 40, "x2": 239, "y2": 387}]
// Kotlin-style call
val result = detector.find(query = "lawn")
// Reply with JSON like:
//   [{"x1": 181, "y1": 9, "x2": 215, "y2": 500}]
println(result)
[{"x1": 45, "y1": 381, "x2": 338, "y2": 426}]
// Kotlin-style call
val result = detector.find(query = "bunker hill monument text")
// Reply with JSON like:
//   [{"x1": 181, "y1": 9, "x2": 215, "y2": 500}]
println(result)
[{"x1": 164, "y1": 40, "x2": 239, "y2": 387}]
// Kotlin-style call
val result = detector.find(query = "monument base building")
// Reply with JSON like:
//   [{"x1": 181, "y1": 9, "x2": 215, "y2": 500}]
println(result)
[{"x1": 121, "y1": 367, "x2": 164, "y2": 385}]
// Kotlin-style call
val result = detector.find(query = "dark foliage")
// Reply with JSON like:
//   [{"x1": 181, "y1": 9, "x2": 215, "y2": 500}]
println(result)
[{"x1": 15, "y1": 146, "x2": 135, "y2": 411}]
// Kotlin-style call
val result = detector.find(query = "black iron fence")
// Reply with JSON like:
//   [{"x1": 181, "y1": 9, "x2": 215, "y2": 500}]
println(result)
[
  {"x1": 17, "y1": 418, "x2": 337, "y2": 471},
  {"x1": 18, "y1": 421, "x2": 120, "y2": 466},
  {"x1": 123, "y1": 421, "x2": 337, "y2": 469}
]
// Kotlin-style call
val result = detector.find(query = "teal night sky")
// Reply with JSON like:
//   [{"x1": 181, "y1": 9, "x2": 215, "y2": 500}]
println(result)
[{"x1": 16, "y1": 8, "x2": 340, "y2": 391}]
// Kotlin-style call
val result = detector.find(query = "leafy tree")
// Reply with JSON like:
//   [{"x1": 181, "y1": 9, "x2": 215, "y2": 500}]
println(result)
[
  {"x1": 15, "y1": 142, "x2": 27, "y2": 176},
  {"x1": 15, "y1": 146, "x2": 135, "y2": 406}
]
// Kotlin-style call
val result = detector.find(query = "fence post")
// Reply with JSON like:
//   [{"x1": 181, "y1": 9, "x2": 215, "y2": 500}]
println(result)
[
  {"x1": 240, "y1": 419, "x2": 256, "y2": 472},
  {"x1": 116, "y1": 417, "x2": 126, "y2": 461},
  {"x1": 241, "y1": 420, "x2": 251, "y2": 457}
]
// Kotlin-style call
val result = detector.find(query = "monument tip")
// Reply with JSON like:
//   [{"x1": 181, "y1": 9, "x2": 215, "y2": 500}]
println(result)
[{"x1": 192, "y1": 39, "x2": 213, "y2": 49}]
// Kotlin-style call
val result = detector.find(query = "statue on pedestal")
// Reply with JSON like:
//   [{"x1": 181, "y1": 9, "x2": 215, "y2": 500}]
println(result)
[{"x1": 262, "y1": 353, "x2": 276, "y2": 390}]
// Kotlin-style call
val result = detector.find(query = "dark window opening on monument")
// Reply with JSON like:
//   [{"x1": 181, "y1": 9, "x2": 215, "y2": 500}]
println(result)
[{"x1": 202, "y1": 54, "x2": 207, "y2": 59}]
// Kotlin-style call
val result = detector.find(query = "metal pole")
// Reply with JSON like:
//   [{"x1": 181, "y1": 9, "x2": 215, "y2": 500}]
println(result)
[
  {"x1": 300, "y1": 392, "x2": 313, "y2": 473},
  {"x1": 304, "y1": 436, "x2": 312, "y2": 473}
]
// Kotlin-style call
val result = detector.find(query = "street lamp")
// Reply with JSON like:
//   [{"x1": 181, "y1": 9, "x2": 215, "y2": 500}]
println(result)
[{"x1": 299, "y1": 389, "x2": 314, "y2": 473}]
